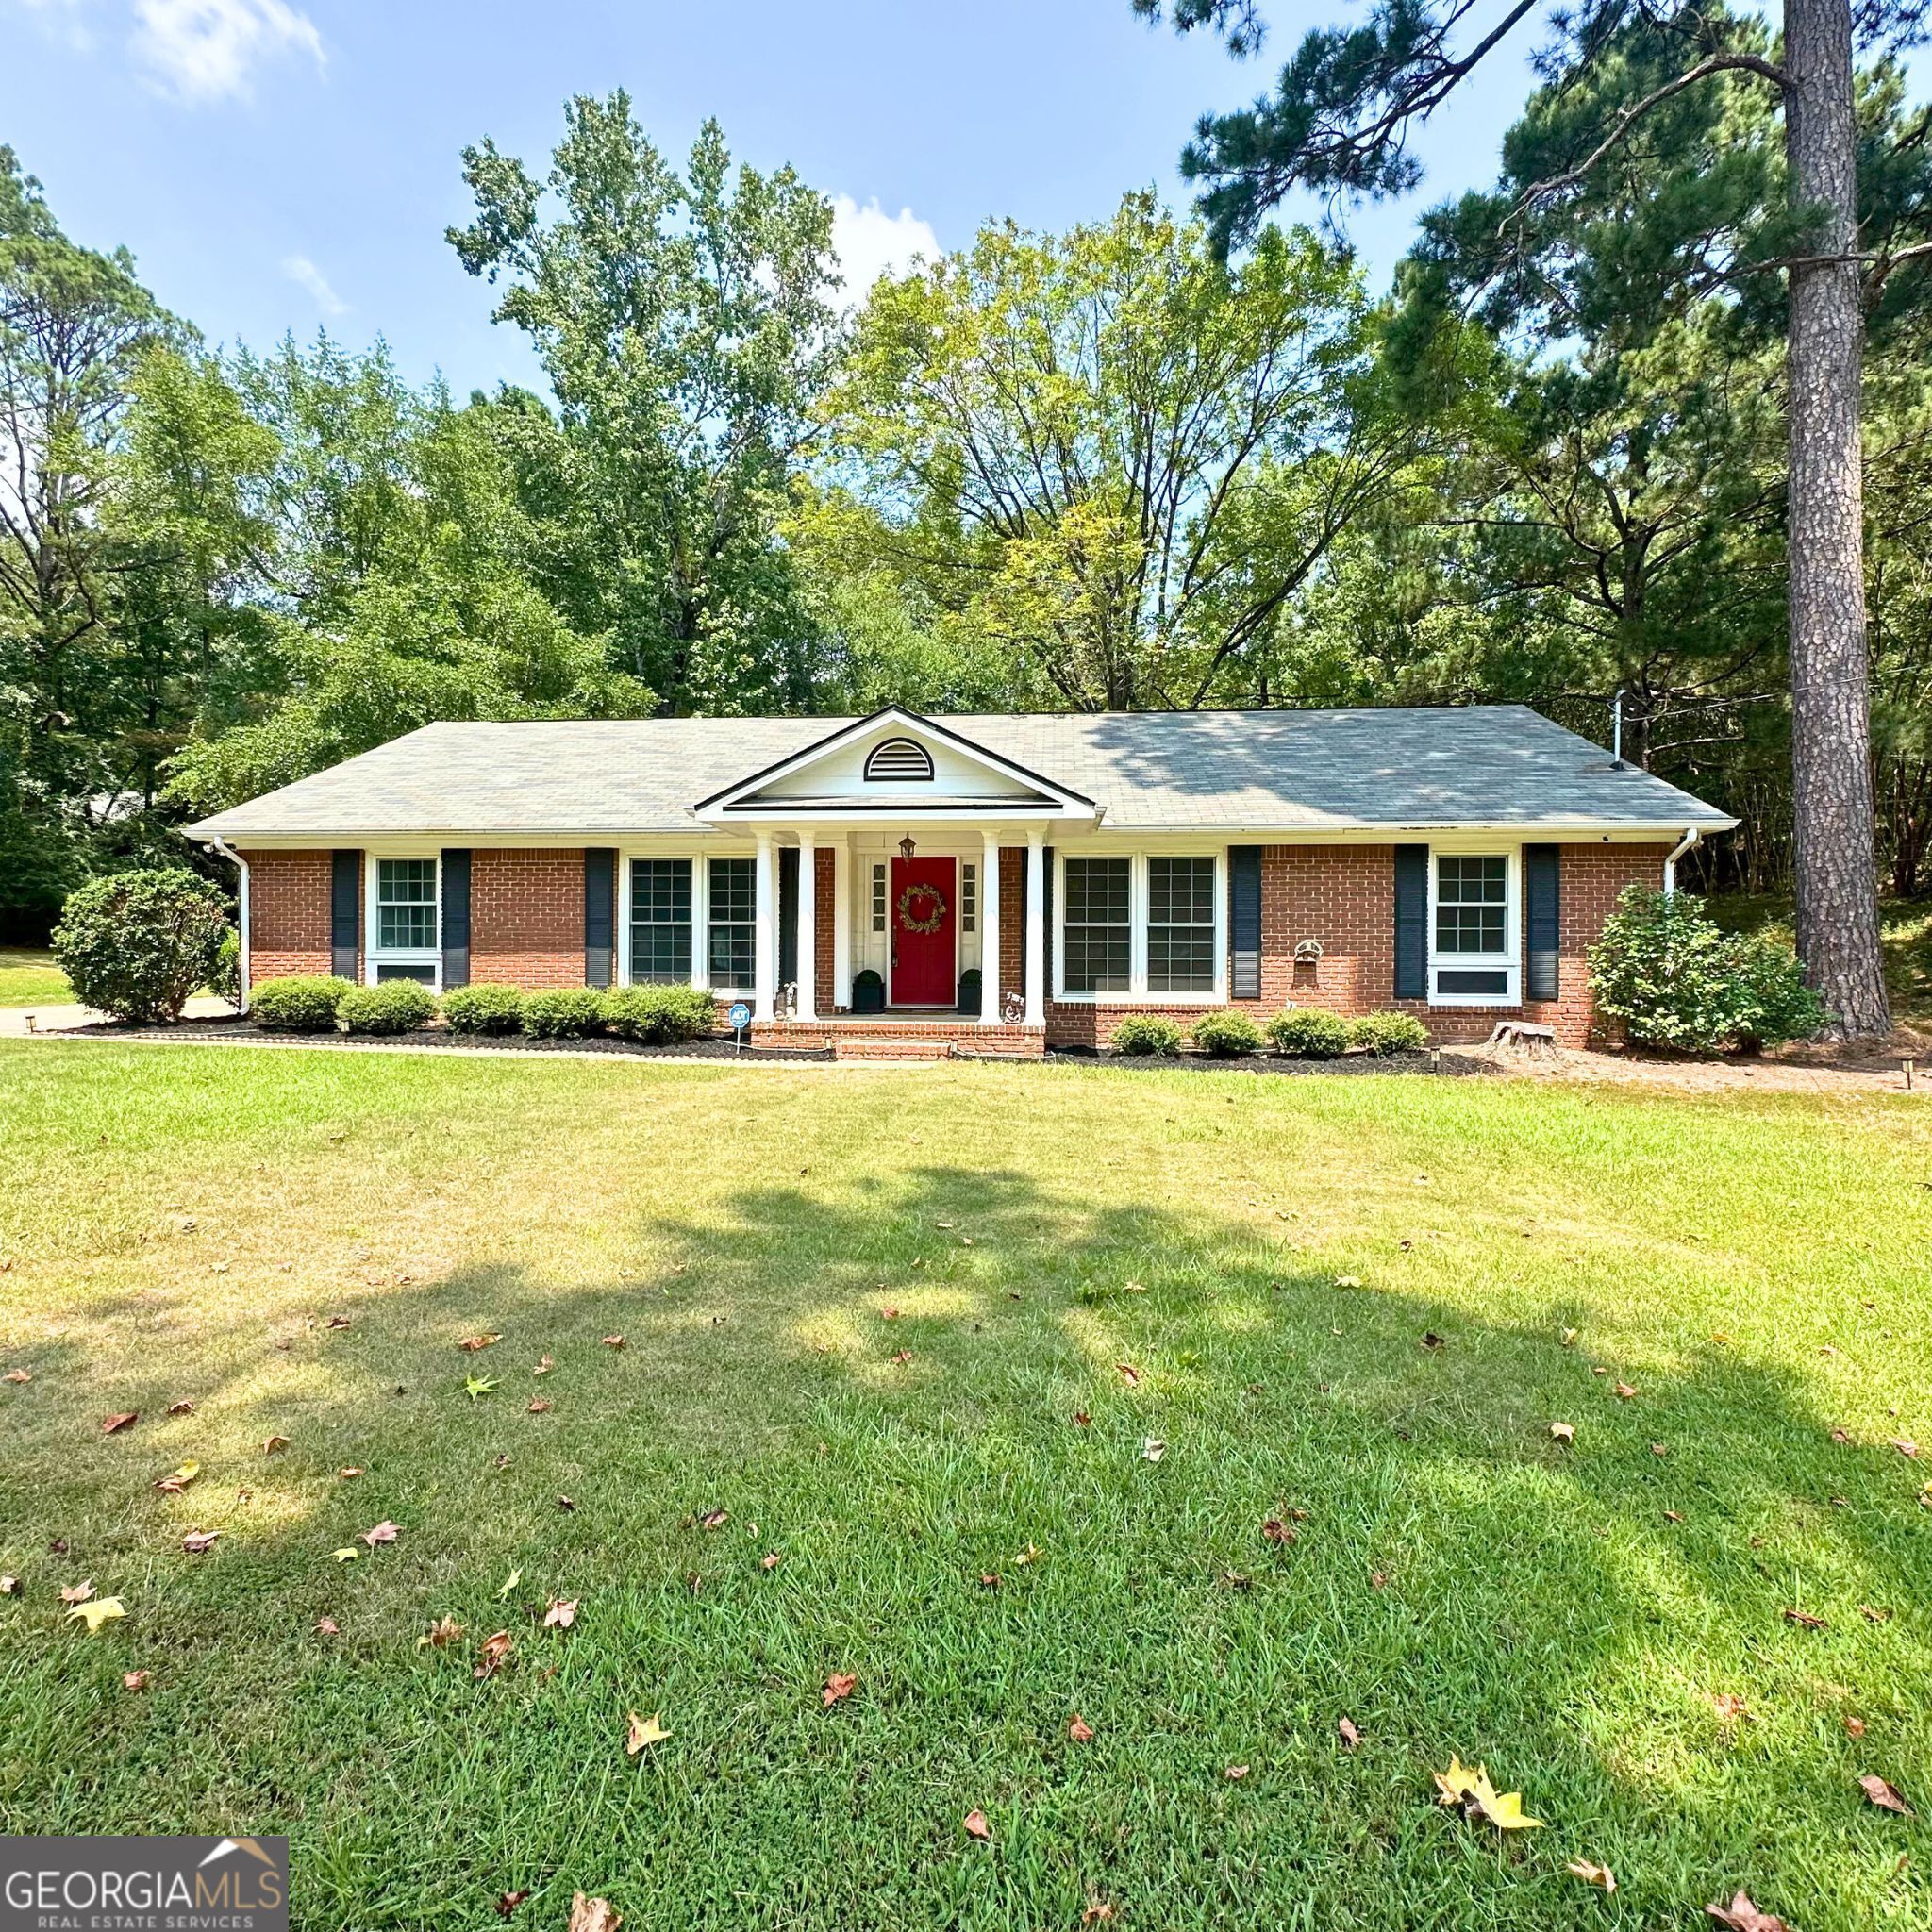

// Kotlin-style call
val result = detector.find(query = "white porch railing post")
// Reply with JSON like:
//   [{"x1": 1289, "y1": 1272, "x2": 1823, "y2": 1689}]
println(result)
[
  {"x1": 795, "y1": 831, "x2": 817, "y2": 1021},
  {"x1": 980, "y1": 828, "x2": 1003, "y2": 1025},
  {"x1": 753, "y1": 830, "x2": 776, "y2": 1023},
  {"x1": 832, "y1": 834, "x2": 852, "y2": 1011},
  {"x1": 1024, "y1": 829, "x2": 1045, "y2": 1027}
]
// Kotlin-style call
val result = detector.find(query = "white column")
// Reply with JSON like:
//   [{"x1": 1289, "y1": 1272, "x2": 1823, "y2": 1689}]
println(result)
[
  {"x1": 1024, "y1": 829, "x2": 1045, "y2": 1027},
  {"x1": 832, "y1": 835, "x2": 852, "y2": 1011},
  {"x1": 753, "y1": 830, "x2": 776, "y2": 1022},
  {"x1": 795, "y1": 831, "x2": 817, "y2": 1021},
  {"x1": 980, "y1": 828, "x2": 1003, "y2": 1025}
]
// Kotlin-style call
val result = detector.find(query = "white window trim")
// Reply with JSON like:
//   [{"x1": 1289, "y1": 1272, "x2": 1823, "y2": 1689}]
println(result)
[
  {"x1": 1052, "y1": 849, "x2": 1227, "y2": 1005},
  {"x1": 364, "y1": 852, "x2": 441, "y2": 990},
  {"x1": 617, "y1": 852, "x2": 754, "y2": 998},
  {"x1": 1427, "y1": 842, "x2": 1520, "y2": 1007}
]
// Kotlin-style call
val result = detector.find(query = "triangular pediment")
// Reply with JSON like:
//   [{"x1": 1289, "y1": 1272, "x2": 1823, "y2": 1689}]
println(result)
[{"x1": 693, "y1": 708, "x2": 1095, "y2": 818}]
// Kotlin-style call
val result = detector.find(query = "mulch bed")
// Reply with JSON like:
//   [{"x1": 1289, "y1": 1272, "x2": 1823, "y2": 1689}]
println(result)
[
  {"x1": 1044, "y1": 1046, "x2": 1494, "y2": 1077},
  {"x1": 52, "y1": 1014, "x2": 834, "y2": 1062}
]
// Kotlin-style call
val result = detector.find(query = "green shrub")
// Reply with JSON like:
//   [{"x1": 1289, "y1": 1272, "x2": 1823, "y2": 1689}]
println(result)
[
  {"x1": 441, "y1": 983, "x2": 526, "y2": 1036},
  {"x1": 51, "y1": 868, "x2": 231, "y2": 1024},
  {"x1": 1265, "y1": 1008, "x2": 1351, "y2": 1058},
  {"x1": 338, "y1": 978, "x2": 436, "y2": 1035},
  {"x1": 1189, "y1": 1009, "x2": 1262, "y2": 1058},
  {"x1": 250, "y1": 974, "x2": 353, "y2": 1031},
  {"x1": 209, "y1": 928, "x2": 242, "y2": 1008},
  {"x1": 1348, "y1": 1010, "x2": 1430, "y2": 1056},
  {"x1": 601, "y1": 984, "x2": 717, "y2": 1043},
  {"x1": 1589, "y1": 888, "x2": 1826, "y2": 1052},
  {"x1": 1109, "y1": 1013, "x2": 1183, "y2": 1057},
  {"x1": 522, "y1": 987, "x2": 608, "y2": 1039}
]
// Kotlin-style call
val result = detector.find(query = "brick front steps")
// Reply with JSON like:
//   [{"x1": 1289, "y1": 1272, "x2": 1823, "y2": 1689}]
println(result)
[{"x1": 753, "y1": 1019, "x2": 1048, "y2": 1060}]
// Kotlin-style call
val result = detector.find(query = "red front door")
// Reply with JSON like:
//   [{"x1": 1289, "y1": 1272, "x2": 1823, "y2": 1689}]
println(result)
[{"x1": 890, "y1": 857, "x2": 957, "y2": 1007}]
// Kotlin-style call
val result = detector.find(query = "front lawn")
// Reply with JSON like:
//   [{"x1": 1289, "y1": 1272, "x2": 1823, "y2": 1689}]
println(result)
[
  {"x1": 0, "y1": 948, "x2": 70, "y2": 1006},
  {"x1": 0, "y1": 1043, "x2": 1927, "y2": 1929}
]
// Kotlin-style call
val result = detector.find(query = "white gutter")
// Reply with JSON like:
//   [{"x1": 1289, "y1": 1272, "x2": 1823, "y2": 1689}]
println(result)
[
  {"x1": 1663, "y1": 825, "x2": 1700, "y2": 897},
  {"x1": 204, "y1": 837, "x2": 250, "y2": 1011}
]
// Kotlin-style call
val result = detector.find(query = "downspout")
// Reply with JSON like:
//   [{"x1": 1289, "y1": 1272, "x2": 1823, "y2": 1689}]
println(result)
[
  {"x1": 1663, "y1": 825, "x2": 1700, "y2": 898},
  {"x1": 204, "y1": 837, "x2": 250, "y2": 1012}
]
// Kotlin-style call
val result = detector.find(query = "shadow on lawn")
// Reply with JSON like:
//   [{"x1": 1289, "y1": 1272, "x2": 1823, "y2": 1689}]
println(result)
[{"x1": 6, "y1": 1158, "x2": 1926, "y2": 1921}]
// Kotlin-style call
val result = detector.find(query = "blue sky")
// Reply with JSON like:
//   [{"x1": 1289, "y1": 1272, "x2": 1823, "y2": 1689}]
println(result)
[{"x1": 4, "y1": 0, "x2": 1543, "y2": 393}]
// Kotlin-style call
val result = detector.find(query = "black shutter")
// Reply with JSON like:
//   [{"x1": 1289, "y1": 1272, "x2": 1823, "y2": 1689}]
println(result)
[
  {"x1": 330, "y1": 850, "x2": 360, "y2": 981},
  {"x1": 1229, "y1": 845, "x2": 1262, "y2": 1000},
  {"x1": 441, "y1": 849, "x2": 471, "y2": 990},
  {"x1": 1525, "y1": 843, "x2": 1560, "y2": 1001},
  {"x1": 1042, "y1": 847, "x2": 1055, "y2": 1000},
  {"x1": 778, "y1": 846, "x2": 799, "y2": 991},
  {"x1": 584, "y1": 848, "x2": 615, "y2": 988},
  {"x1": 1394, "y1": 845, "x2": 1428, "y2": 1000}
]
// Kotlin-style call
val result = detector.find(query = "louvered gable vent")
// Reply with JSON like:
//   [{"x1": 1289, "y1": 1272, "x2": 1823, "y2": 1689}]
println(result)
[{"x1": 863, "y1": 737, "x2": 934, "y2": 781}]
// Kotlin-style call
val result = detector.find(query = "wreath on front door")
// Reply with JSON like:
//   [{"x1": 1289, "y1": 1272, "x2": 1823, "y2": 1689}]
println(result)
[{"x1": 897, "y1": 882, "x2": 948, "y2": 935}]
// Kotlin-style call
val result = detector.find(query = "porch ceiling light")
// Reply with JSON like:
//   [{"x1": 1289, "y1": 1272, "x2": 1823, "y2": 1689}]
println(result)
[{"x1": 898, "y1": 834, "x2": 917, "y2": 859}]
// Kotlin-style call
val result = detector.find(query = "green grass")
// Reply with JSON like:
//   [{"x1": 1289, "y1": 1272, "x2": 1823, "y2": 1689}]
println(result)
[
  {"x1": 0, "y1": 948, "x2": 70, "y2": 1006},
  {"x1": 1, "y1": 1043, "x2": 1928, "y2": 1929}
]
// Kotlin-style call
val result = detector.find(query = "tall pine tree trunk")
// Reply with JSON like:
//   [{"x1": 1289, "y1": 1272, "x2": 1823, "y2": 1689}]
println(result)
[{"x1": 1784, "y1": 0, "x2": 1890, "y2": 1035}]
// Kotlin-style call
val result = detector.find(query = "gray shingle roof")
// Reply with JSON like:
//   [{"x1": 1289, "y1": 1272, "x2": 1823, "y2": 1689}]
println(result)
[{"x1": 186, "y1": 707, "x2": 1734, "y2": 840}]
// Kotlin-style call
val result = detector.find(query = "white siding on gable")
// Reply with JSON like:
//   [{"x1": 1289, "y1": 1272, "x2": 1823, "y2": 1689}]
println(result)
[{"x1": 744, "y1": 724, "x2": 1047, "y2": 804}]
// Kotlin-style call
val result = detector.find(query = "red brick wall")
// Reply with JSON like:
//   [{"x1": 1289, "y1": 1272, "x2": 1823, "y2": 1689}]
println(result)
[
  {"x1": 245, "y1": 850, "x2": 341, "y2": 981},
  {"x1": 1046, "y1": 841, "x2": 1669, "y2": 1049},
  {"x1": 998, "y1": 845, "x2": 1024, "y2": 1012},
  {"x1": 471, "y1": 849, "x2": 586, "y2": 988},
  {"x1": 814, "y1": 846, "x2": 836, "y2": 1011}
]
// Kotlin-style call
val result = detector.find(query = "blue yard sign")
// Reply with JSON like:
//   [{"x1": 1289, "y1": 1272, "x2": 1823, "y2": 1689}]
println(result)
[{"x1": 727, "y1": 1001, "x2": 751, "y2": 1051}]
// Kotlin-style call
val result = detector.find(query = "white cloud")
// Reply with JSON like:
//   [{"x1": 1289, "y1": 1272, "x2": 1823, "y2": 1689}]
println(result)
[
  {"x1": 830, "y1": 195, "x2": 939, "y2": 307},
  {"x1": 282, "y1": 253, "x2": 346, "y2": 317},
  {"x1": 131, "y1": 0, "x2": 324, "y2": 104}
]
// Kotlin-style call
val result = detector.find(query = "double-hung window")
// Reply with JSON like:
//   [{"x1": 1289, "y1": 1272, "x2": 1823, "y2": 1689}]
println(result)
[
  {"x1": 1147, "y1": 858, "x2": 1217, "y2": 992},
  {"x1": 707, "y1": 857, "x2": 755, "y2": 991},
  {"x1": 372, "y1": 858, "x2": 438, "y2": 984},
  {"x1": 1431, "y1": 852, "x2": 1517, "y2": 1002},
  {"x1": 1062, "y1": 858, "x2": 1132, "y2": 993},
  {"x1": 630, "y1": 859, "x2": 692, "y2": 983}
]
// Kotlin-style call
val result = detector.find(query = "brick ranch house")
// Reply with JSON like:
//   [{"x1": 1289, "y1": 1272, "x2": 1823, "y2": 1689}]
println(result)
[{"x1": 186, "y1": 705, "x2": 1734, "y2": 1056}]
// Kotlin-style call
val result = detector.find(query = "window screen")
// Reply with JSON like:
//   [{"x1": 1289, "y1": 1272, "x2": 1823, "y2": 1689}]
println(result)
[
  {"x1": 375, "y1": 858, "x2": 437, "y2": 952},
  {"x1": 1435, "y1": 855, "x2": 1507, "y2": 955},
  {"x1": 630, "y1": 858, "x2": 692, "y2": 983},
  {"x1": 708, "y1": 857, "x2": 755, "y2": 988},
  {"x1": 1148, "y1": 857, "x2": 1216, "y2": 992},
  {"x1": 1062, "y1": 858, "x2": 1130, "y2": 992}
]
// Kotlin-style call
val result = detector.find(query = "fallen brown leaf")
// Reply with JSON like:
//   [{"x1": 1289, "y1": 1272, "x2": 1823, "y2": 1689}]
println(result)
[
  {"x1": 533, "y1": 1356, "x2": 554, "y2": 1376},
  {"x1": 1080, "y1": 1905, "x2": 1116, "y2": 1925},
  {"x1": 1338, "y1": 1716, "x2": 1360, "y2": 1749},
  {"x1": 102, "y1": 1411, "x2": 138, "y2": 1435},
  {"x1": 1116, "y1": 1363, "x2": 1141, "y2": 1387},
  {"x1": 1860, "y1": 1774, "x2": 1913, "y2": 1816},
  {"x1": 122, "y1": 1670, "x2": 151, "y2": 1691},
  {"x1": 1261, "y1": 1518, "x2": 1295, "y2": 1544},
  {"x1": 601, "y1": 1336, "x2": 625, "y2": 1350},
  {"x1": 493, "y1": 1890, "x2": 529, "y2": 1919},
  {"x1": 759, "y1": 1551, "x2": 781, "y2": 1571},
  {"x1": 1845, "y1": 1714, "x2": 1867, "y2": 1738},
  {"x1": 542, "y1": 1598, "x2": 577, "y2": 1630},
  {"x1": 625, "y1": 1710, "x2": 669, "y2": 1754},
  {"x1": 58, "y1": 1582, "x2": 94, "y2": 1605},
  {"x1": 182, "y1": 1530, "x2": 220, "y2": 1554},
  {"x1": 1890, "y1": 1438, "x2": 1920, "y2": 1458},
  {"x1": 1711, "y1": 1693, "x2": 1750, "y2": 1724},
  {"x1": 823, "y1": 1672, "x2": 858, "y2": 1707},
  {"x1": 1567, "y1": 1859, "x2": 1616, "y2": 1893},
  {"x1": 566, "y1": 1894, "x2": 620, "y2": 1932},
  {"x1": 361, "y1": 1520, "x2": 399, "y2": 1548},
  {"x1": 262, "y1": 1434, "x2": 289, "y2": 1456},
  {"x1": 1072, "y1": 1410, "x2": 1091, "y2": 1427},
  {"x1": 1069, "y1": 1714, "x2": 1094, "y2": 1742},
  {"x1": 474, "y1": 1630, "x2": 512, "y2": 1678},
  {"x1": 1782, "y1": 1607, "x2": 1826, "y2": 1630},
  {"x1": 314, "y1": 1616, "x2": 340, "y2": 1636},
  {"x1": 338, "y1": 1466, "x2": 364, "y2": 1480},
  {"x1": 166, "y1": 1399, "x2": 194, "y2": 1415},
  {"x1": 1707, "y1": 1890, "x2": 1793, "y2": 1931},
  {"x1": 557, "y1": 1495, "x2": 575, "y2": 1511},
  {"x1": 1549, "y1": 1422, "x2": 1575, "y2": 1443},
  {"x1": 527, "y1": 1398, "x2": 553, "y2": 1414},
  {"x1": 1612, "y1": 1382, "x2": 1637, "y2": 1401},
  {"x1": 458, "y1": 1334, "x2": 499, "y2": 1352},
  {"x1": 421, "y1": 1615, "x2": 464, "y2": 1649},
  {"x1": 4, "y1": 1368, "x2": 30, "y2": 1384},
  {"x1": 1224, "y1": 1764, "x2": 1250, "y2": 1781},
  {"x1": 0, "y1": 1576, "x2": 17, "y2": 1595},
  {"x1": 962, "y1": 1808, "x2": 991, "y2": 1840},
  {"x1": 890, "y1": 1349, "x2": 913, "y2": 1366},
  {"x1": 699, "y1": 1508, "x2": 728, "y2": 1531}
]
